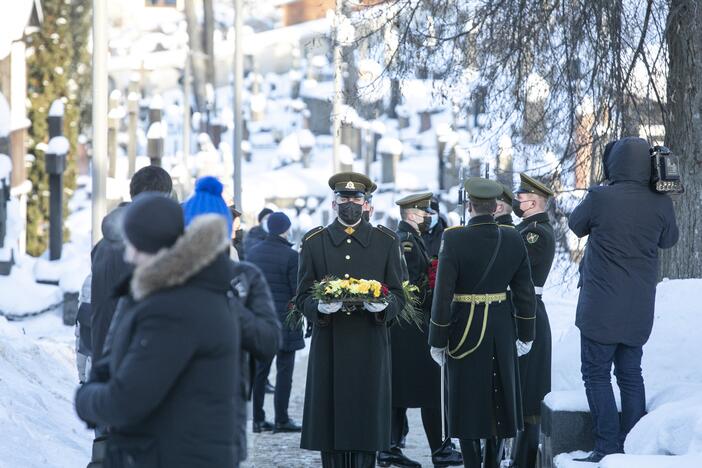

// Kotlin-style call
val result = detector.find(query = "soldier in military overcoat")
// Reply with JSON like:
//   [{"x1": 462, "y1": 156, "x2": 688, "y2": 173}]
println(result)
[
  {"x1": 378, "y1": 193, "x2": 462, "y2": 468},
  {"x1": 428, "y1": 178, "x2": 536, "y2": 468},
  {"x1": 510, "y1": 173, "x2": 556, "y2": 468},
  {"x1": 296, "y1": 172, "x2": 405, "y2": 468}
]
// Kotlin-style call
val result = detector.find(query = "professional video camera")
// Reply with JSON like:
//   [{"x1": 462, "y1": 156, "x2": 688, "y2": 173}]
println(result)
[{"x1": 650, "y1": 145, "x2": 684, "y2": 194}]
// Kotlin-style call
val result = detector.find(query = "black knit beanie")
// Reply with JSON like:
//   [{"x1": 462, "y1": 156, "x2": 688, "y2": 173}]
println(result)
[{"x1": 122, "y1": 193, "x2": 184, "y2": 254}]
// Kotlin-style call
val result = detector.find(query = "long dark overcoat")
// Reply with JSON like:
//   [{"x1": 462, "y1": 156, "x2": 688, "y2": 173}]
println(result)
[
  {"x1": 392, "y1": 221, "x2": 440, "y2": 409},
  {"x1": 296, "y1": 219, "x2": 405, "y2": 452},
  {"x1": 569, "y1": 137, "x2": 679, "y2": 347},
  {"x1": 515, "y1": 212, "x2": 555, "y2": 417},
  {"x1": 429, "y1": 215, "x2": 536, "y2": 440}
]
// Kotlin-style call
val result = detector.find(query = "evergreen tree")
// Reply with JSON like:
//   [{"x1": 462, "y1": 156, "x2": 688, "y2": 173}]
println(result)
[{"x1": 25, "y1": 0, "x2": 91, "y2": 256}]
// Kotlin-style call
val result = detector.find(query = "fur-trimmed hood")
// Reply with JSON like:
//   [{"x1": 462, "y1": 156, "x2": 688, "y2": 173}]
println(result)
[{"x1": 131, "y1": 214, "x2": 230, "y2": 301}]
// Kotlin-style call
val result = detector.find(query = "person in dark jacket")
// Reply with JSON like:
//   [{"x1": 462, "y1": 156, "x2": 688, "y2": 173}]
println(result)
[
  {"x1": 248, "y1": 211, "x2": 304, "y2": 434},
  {"x1": 429, "y1": 178, "x2": 536, "y2": 468},
  {"x1": 76, "y1": 194, "x2": 240, "y2": 468},
  {"x1": 244, "y1": 207, "x2": 273, "y2": 256},
  {"x1": 511, "y1": 174, "x2": 556, "y2": 468},
  {"x1": 229, "y1": 205, "x2": 245, "y2": 261},
  {"x1": 297, "y1": 172, "x2": 405, "y2": 468},
  {"x1": 421, "y1": 196, "x2": 448, "y2": 258},
  {"x1": 181, "y1": 176, "x2": 281, "y2": 466},
  {"x1": 568, "y1": 137, "x2": 679, "y2": 463},
  {"x1": 90, "y1": 166, "x2": 172, "y2": 364}
]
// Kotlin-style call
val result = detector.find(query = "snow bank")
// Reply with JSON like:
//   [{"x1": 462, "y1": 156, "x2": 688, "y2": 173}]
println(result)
[
  {"x1": 555, "y1": 451, "x2": 702, "y2": 468},
  {"x1": 0, "y1": 261, "x2": 62, "y2": 318},
  {"x1": 545, "y1": 278, "x2": 702, "y2": 458},
  {"x1": 0, "y1": 315, "x2": 90, "y2": 467}
]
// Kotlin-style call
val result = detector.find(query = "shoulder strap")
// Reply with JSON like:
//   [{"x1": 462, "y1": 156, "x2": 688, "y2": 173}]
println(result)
[{"x1": 473, "y1": 226, "x2": 502, "y2": 292}]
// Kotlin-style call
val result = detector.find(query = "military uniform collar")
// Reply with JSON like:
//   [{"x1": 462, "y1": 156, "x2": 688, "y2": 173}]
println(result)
[
  {"x1": 495, "y1": 214, "x2": 514, "y2": 226},
  {"x1": 521, "y1": 212, "x2": 549, "y2": 224},
  {"x1": 328, "y1": 218, "x2": 373, "y2": 247},
  {"x1": 398, "y1": 220, "x2": 420, "y2": 236},
  {"x1": 467, "y1": 214, "x2": 496, "y2": 226}
]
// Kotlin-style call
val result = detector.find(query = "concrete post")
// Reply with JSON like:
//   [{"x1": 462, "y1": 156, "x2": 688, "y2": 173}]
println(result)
[
  {"x1": 378, "y1": 137, "x2": 402, "y2": 184},
  {"x1": 127, "y1": 78, "x2": 140, "y2": 178}
]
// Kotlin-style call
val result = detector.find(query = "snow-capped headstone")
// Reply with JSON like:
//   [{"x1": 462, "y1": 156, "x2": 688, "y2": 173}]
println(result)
[{"x1": 378, "y1": 137, "x2": 402, "y2": 184}]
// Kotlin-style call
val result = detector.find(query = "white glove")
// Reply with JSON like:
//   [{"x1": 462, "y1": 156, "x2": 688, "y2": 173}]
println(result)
[
  {"x1": 363, "y1": 301, "x2": 388, "y2": 313},
  {"x1": 430, "y1": 347, "x2": 446, "y2": 366},
  {"x1": 516, "y1": 340, "x2": 533, "y2": 357},
  {"x1": 318, "y1": 301, "x2": 342, "y2": 314}
]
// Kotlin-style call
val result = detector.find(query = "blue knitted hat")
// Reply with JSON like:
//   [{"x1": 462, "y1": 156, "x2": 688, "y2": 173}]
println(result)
[{"x1": 183, "y1": 176, "x2": 233, "y2": 236}]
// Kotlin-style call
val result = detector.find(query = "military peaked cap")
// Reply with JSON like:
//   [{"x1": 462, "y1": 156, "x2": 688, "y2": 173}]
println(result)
[
  {"x1": 515, "y1": 173, "x2": 554, "y2": 198},
  {"x1": 499, "y1": 183, "x2": 514, "y2": 204},
  {"x1": 395, "y1": 192, "x2": 433, "y2": 210},
  {"x1": 465, "y1": 177, "x2": 502, "y2": 200},
  {"x1": 328, "y1": 172, "x2": 373, "y2": 195}
]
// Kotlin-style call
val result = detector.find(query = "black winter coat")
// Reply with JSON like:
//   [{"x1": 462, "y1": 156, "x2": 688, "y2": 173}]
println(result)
[
  {"x1": 90, "y1": 203, "x2": 132, "y2": 362},
  {"x1": 569, "y1": 137, "x2": 679, "y2": 346},
  {"x1": 76, "y1": 215, "x2": 240, "y2": 468},
  {"x1": 244, "y1": 225, "x2": 267, "y2": 256},
  {"x1": 227, "y1": 260, "x2": 281, "y2": 465},
  {"x1": 392, "y1": 221, "x2": 439, "y2": 408},
  {"x1": 296, "y1": 219, "x2": 405, "y2": 452},
  {"x1": 247, "y1": 235, "x2": 304, "y2": 352}
]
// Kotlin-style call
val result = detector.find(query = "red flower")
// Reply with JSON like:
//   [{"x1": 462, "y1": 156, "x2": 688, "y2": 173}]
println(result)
[
  {"x1": 381, "y1": 284, "x2": 389, "y2": 296},
  {"x1": 428, "y1": 259, "x2": 439, "y2": 290}
]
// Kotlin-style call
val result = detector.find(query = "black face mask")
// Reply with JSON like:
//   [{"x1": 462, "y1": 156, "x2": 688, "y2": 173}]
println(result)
[
  {"x1": 338, "y1": 202, "x2": 363, "y2": 225},
  {"x1": 511, "y1": 199, "x2": 526, "y2": 218},
  {"x1": 417, "y1": 216, "x2": 432, "y2": 233},
  {"x1": 362, "y1": 211, "x2": 371, "y2": 223}
]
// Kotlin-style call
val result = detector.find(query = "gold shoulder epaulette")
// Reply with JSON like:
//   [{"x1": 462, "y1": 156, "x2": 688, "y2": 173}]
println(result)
[
  {"x1": 445, "y1": 225, "x2": 462, "y2": 231},
  {"x1": 499, "y1": 224, "x2": 516, "y2": 229},
  {"x1": 304, "y1": 226, "x2": 324, "y2": 242},
  {"x1": 376, "y1": 225, "x2": 397, "y2": 239}
]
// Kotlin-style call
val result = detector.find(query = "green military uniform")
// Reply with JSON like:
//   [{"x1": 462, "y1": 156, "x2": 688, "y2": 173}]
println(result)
[
  {"x1": 296, "y1": 172, "x2": 405, "y2": 468},
  {"x1": 495, "y1": 184, "x2": 515, "y2": 228},
  {"x1": 429, "y1": 178, "x2": 536, "y2": 467},
  {"x1": 511, "y1": 173, "x2": 556, "y2": 468}
]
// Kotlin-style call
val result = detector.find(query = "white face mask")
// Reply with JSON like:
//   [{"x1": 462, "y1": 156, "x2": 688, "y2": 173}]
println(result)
[{"x1": 429, "y1": 213, "x2": 439, "y2": 229}]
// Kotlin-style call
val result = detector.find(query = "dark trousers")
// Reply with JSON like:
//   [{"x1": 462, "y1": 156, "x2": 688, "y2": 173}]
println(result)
[
  {"x1": 390, "y1": 407, "x2": 442, "y2": 452},
  {"x1": 252, "y1": 350, "x2": 296, "y2": 424},
  {"x1": 321, "y1": 451, "x2": 376, "y2": 468},
  {"x1": 580, "y1": 334, "x2": 645, "y2": 455}
]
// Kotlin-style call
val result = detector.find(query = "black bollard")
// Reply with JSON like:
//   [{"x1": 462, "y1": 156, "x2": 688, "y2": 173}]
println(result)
[{"x1": 46, "y1": 136, "x2": 68, "y2": 260}]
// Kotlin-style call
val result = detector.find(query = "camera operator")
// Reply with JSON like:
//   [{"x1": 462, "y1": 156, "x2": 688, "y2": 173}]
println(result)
[{"x1": 568, "y1": 137, "x2": 679, "y2": 463}]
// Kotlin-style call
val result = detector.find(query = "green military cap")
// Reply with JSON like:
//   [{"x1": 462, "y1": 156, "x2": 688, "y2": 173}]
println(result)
[
  {"x1": 499, "y1": 183, "x2": 514, "y2": 204},
  {"x1": 464, "y1": 177, "x2": 502, "y2": 200},
  {"x1": 515, "y1": 173, "x2": 554, "y2": 198},
  {"x1": 328, "y1": 171, "x2": 373, "y2": 195},
  {"x1": 395, "y1": 192, "x2": 433, "y2": 210}
]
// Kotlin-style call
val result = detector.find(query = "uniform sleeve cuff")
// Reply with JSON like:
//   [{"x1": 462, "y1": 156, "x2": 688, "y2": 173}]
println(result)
[
  {"x1": 516, "y1": 318, "x2": 535, "y2": 342},
  {"x1": 429, "y1": 324, "x2": 449, "y2": 348}
]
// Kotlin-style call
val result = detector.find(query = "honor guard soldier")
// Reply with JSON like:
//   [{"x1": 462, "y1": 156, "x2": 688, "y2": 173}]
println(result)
[
  {"x1": 378, "y1": 193, "x2": 463, "y2": 468},
  {"x1": 510, "y1": 173, "x2": 556, "y2": 468},
  {"x1": 296, "y1": 172, "x2": 406, "y2": 468},
  {"x1": 495, "y1": 184, "x2": 515, "y2": 227},
  {"x1": 428, "y1": 178, "x2": 536, "y2": 468}
]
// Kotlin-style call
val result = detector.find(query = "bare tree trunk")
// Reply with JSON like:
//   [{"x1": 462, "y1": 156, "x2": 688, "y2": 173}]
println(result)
[
  {"x1": 184, "y1": 0, "x2": 207, "y2": 113},
  {"x1": 660, "y1": 0, "x2": 702, "y2": 279}
]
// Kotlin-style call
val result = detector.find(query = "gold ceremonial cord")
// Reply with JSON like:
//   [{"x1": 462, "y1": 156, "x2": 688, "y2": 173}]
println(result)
[{"x1": 448, "y1": 293, "x2": 507, "y2": 360}]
